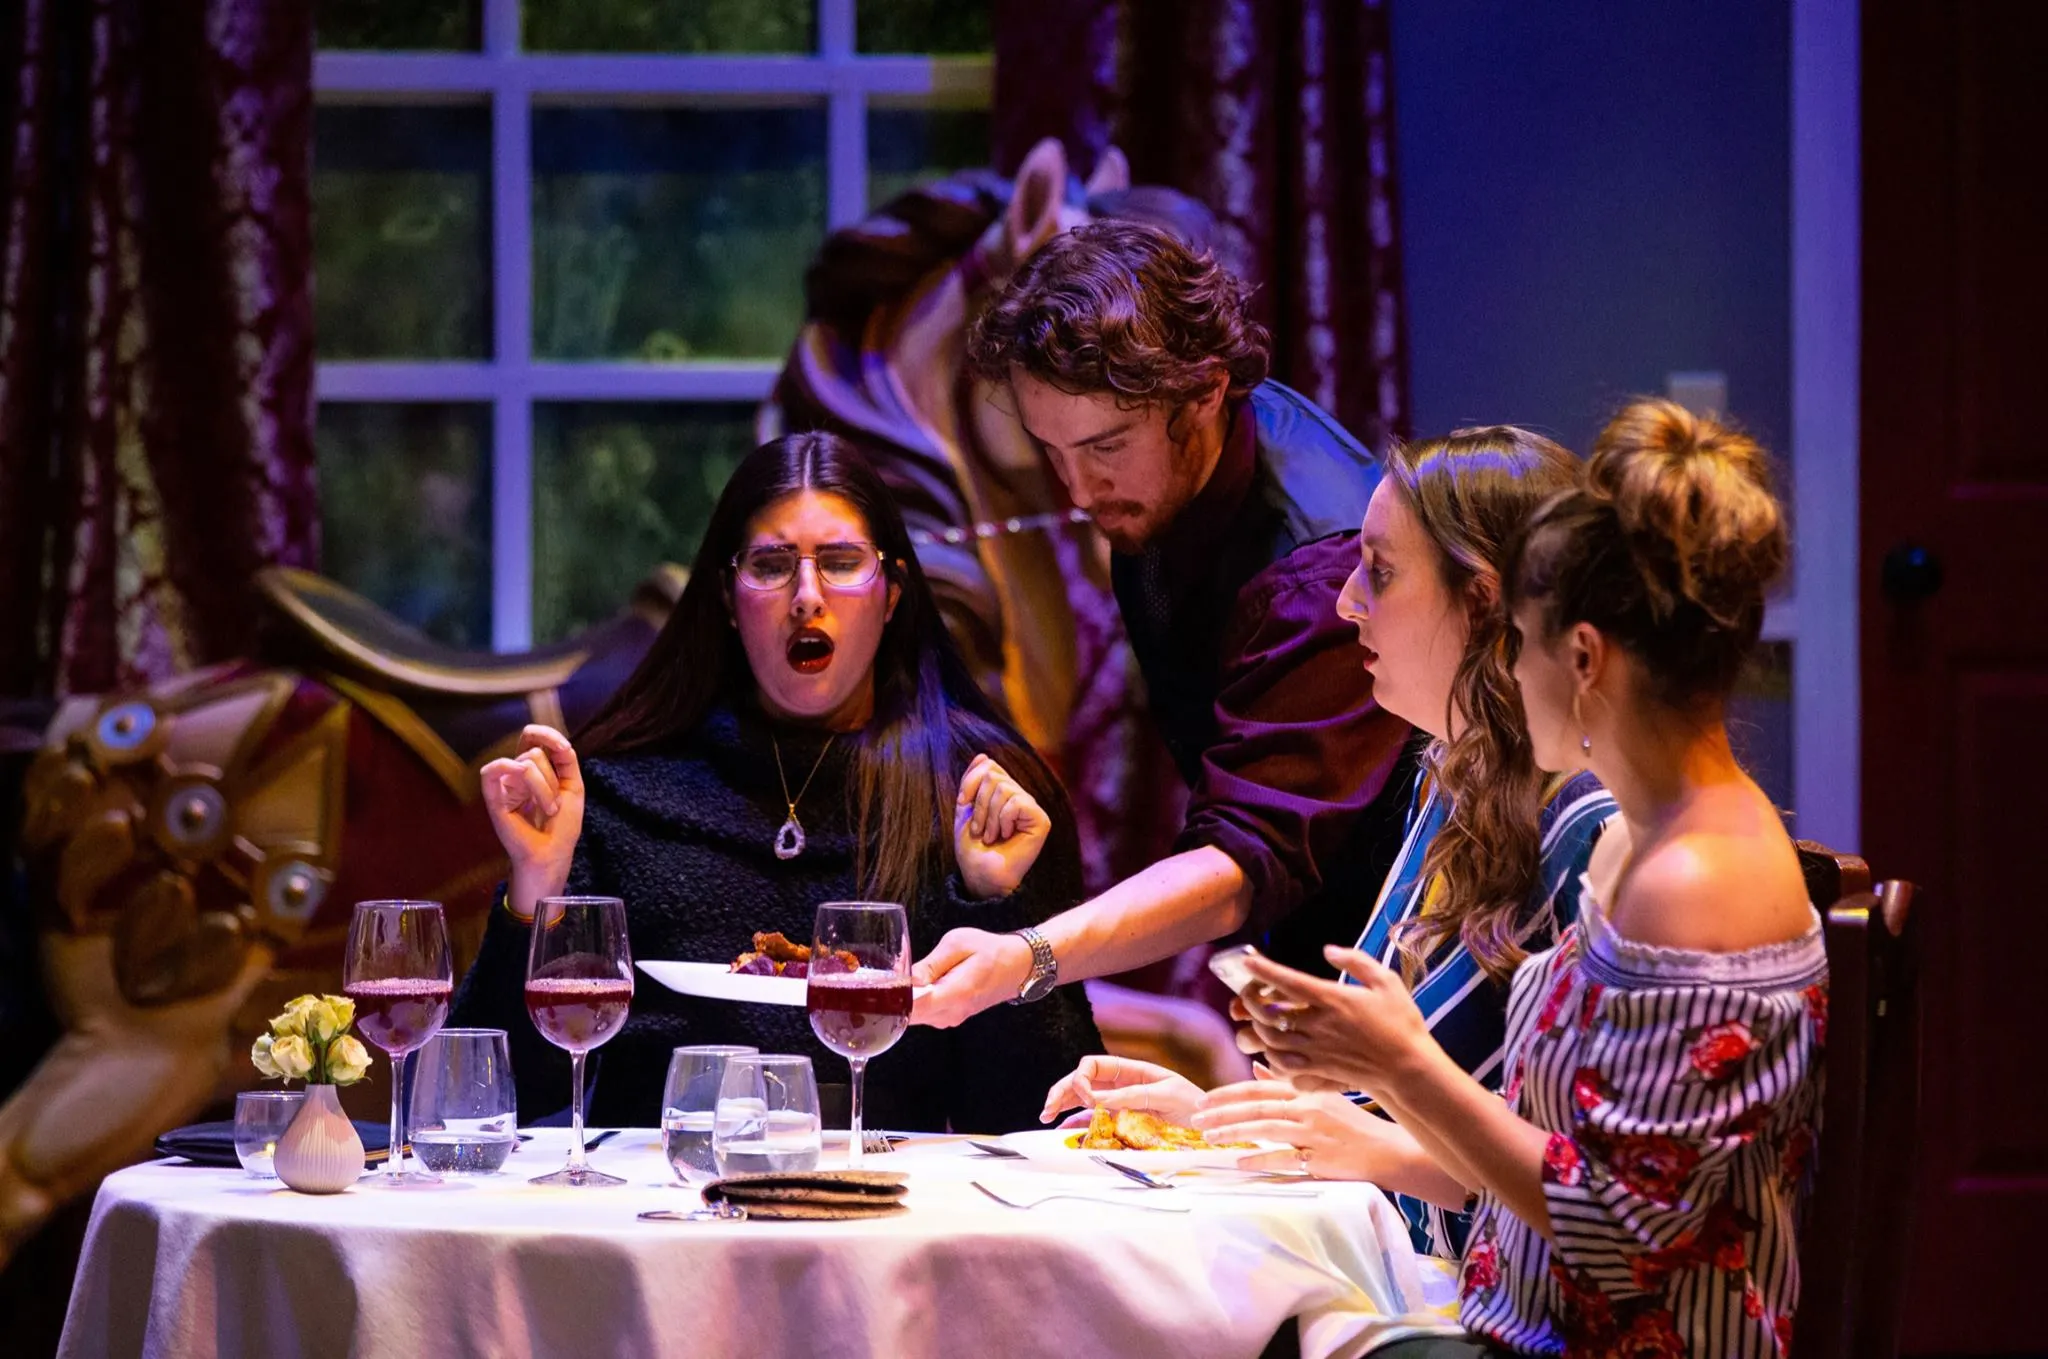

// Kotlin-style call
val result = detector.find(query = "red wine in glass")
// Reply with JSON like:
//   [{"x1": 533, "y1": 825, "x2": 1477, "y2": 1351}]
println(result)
[
  {"x1": 344, "y1": 900, "x2": 454, "y2": 1187},
  {"x1": 807, "y1": 901, "x2": 910, "y2": 1168},
  {"x1": 524, "y1": 977, "x2": 633, "y2": 1051},
  {"x1": 806, "y1": 977, "x2": 912, "y2": 1058},
  {"x1": 347, "y1": 977, "x2": 454, "y2": 1054},
  {"x1": 525, "y1": 896, "x2": 634, "y2": 1187}
]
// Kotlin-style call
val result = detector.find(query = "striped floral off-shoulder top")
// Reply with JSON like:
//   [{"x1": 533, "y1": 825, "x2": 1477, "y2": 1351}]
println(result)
[{"x1": 1458, "y1": 884, "x2": 1828, "y2": 1357}]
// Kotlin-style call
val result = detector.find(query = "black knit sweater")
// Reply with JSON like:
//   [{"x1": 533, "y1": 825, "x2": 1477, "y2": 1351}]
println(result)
[{"x1": 449, "y1": 704, "x2": 1103, "y2": 1133}]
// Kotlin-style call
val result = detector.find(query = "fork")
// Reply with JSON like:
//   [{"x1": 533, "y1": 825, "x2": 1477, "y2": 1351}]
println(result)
[
  {"x1": 970, "y1": 1181, "x2": 1190, "y2": 1213},
  {"x1": 861, "y1": 1129, "x2": 896, "y2": 1156}
]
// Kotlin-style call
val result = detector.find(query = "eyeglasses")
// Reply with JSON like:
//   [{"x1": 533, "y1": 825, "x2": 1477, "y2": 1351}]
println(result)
[{"x1": 731, "y1": 541, "x2": 886, "y2": 592}]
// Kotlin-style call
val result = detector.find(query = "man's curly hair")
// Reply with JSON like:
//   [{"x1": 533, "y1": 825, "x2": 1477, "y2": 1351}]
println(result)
[{"x1": 968, "y1": 221, "x2": 1271, "y2": 408}]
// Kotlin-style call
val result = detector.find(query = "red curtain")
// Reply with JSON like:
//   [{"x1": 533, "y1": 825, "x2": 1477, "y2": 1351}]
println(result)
[
  {"x1": 0, "y1": 0, "x2": 317, "y2": 700},
  {"x1": 995, "y1": 0, "x2": 1411, "y2": 451}
]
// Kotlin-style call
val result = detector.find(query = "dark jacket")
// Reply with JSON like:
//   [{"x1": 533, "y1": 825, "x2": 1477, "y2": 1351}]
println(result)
[
  {"x1": 1111, "y1": 380, "x2": 1421, "y2": 975},
  {"x1": 450, "y1": 704, "x2": 1103, "y2": 1133}
]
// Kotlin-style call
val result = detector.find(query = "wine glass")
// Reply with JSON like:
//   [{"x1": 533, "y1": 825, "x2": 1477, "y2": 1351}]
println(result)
[
  {"x1": 344, "y1": 899, "x2": 453, "y2": 1188},
  {"x1": 412, "y1": 1029, "x2": 517, "y2": 1176},
  {"x1": 525, "y1": 895, "x2": 633, "y2": 1187},
  {"x1": 662, "y1": 1045, "x2": 757, "y2": 1186},
  {"x1": 807, "y1": 901, "x2": 911, "y2": 1168}
]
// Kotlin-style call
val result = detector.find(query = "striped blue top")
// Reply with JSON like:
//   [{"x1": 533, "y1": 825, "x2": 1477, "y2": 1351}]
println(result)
[{"x1": 1348, "y1": 767, "x2": 1616, "y2": 1258}]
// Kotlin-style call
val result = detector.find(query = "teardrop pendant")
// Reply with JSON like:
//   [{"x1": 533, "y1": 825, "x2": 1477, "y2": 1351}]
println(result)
[{"x1": 774, "y1": 816, "x2": 805, "y2": 860}]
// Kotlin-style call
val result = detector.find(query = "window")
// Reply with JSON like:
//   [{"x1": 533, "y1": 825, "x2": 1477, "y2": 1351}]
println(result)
[{"x1": 314, "y1": 0, "x2": 993, "y2": 648}]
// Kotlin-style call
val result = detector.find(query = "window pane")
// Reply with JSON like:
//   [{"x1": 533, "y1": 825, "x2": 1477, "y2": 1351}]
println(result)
[
  {"x1": 533, "y1": 403, "x2": 758, "y2": 642},
  {"x1": 317, "y1": 404, "x2": 493, "y2": 648},
  {"x1": 315, "y1": 105, "x2": 491, "y2": 360},
  {"x1": 858, "y1": 0, "x2": 990, "y2": 53},
  {"x1": 524, "y1": 0, "x2": 814, "y2": 52},
  {"x1": 1729, "y1": 641, "x2": 1793, "y2": 815},
  {"x1": 317, "y1": 0, "x2": 482, "y2": 50},
  {"x1": 867, "y1": 106, "x2": 991, "y2": 209},
  {"x1": 532, "y1": 108, "x2": 825, "y2": 360}
]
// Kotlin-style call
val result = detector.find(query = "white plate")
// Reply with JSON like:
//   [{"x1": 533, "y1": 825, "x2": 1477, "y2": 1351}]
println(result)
[
  {"x1": 999, "y1": 1127, "x2": 1280, "y2": 1172},
  {"x1": 637, "y1": 960, "x2": 806, "y2": 1007}
]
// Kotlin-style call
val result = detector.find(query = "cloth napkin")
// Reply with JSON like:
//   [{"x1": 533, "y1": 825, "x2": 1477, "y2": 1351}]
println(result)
[
  {"x1": 154, "y1": 1119, "x2": 391, "y2": 1168},
  {"x1": 700, "y1": 1169, "x2": 908, "y2": 1221}
]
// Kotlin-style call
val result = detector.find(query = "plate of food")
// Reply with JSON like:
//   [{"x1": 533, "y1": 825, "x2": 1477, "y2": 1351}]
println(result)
[
  {"x1": 637, "y1": 932, "x2": 825, "y2": 1006},
  {"x1": 639, "y1": 933, "x2": 933, "y2": 1008},
  {"x1": 1000, "y1": 1108, "x2": 1275, "y2": 1171}
]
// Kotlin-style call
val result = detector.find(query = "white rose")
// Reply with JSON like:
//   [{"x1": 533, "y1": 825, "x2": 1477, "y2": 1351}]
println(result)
[
  {"x1": 327, "y1": 1035, "x2": 372, "y2": 1085},
  {"x1": 251, "y1": 1033, "x2": 283, "y2": 1079},
  {"x1": 272, "y1": 995, "x2": 319, "y2": 1038},
  {"x1": 323, "y1": 994, "x2": 356, "y2": 1033},
  {"x1": 271, "y1": 1035, "x2": 314, "y2": 1081}
]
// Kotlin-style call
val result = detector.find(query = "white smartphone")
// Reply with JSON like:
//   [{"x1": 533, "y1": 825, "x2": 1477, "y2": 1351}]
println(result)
[{"x1": 1207, "y1": 944, "x2": 1259, "y2": 995}]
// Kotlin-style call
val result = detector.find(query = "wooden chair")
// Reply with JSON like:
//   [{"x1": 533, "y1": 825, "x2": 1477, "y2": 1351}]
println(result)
[{"x1": 1792, "y1": 841, "x2": 1923, "y2": 1359}]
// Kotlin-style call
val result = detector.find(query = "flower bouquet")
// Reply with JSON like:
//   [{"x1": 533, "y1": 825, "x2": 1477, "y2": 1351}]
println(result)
[{"x1": 252, "y1": 995, "x2": 374, "y2": 1193}]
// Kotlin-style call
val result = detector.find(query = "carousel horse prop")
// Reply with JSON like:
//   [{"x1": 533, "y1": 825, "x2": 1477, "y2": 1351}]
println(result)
[
  {"x1": 0, "y1": 566, "x2": 681, "y2": 1266},
  {"x1": 771, "y1": 137, "x2": 1219, "y2": 898}
]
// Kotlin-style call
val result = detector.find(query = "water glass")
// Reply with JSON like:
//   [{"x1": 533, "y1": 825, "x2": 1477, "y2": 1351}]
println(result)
[
  {"x1": 712, "y1": 1054, "x2": 821, "y2": 1176},
  {"x1": 662, "y1": 1045, "x2": 757, "y2": 1185},
  {"x1": 233, "y1": 1090, "x2": 305, "y2": 1178},
  {"x1": 411, "y1": 1028, "x2": 517, "y2": 1176}
]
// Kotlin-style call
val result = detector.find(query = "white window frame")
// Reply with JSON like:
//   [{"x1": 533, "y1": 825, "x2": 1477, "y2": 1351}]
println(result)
[{"x1": 312, "y1": 0, "x2": 992, "y2": 650}]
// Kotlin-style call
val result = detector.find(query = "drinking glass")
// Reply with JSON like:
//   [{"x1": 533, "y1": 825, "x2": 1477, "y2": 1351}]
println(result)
[
  {"x1": 344, "y1": 899, "x2": 453, "y2": 1188},
  {"x1": 411, "y1": 1028, "x2": 517, "y2": 1175},
  {"x1": 525, "y1": 895, "x2": 634, "y2": 1186},
  {"x1": 662, "y1": 1045, "x2": 757, "y2": 1185},
  {"x1": 807, "y1": 901, "x2": 910, "y2": 1168},
  {"x1": 233, "y1": 1090, "x2": 305, "y2": 1178},
  {"x1": 712, "y1": 1054, "x2": 821, "y2": 1176}
]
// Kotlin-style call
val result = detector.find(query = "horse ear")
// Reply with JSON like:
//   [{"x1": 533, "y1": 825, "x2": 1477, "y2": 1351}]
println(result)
[
  {"x1": 1084, "y1": 146, "x2": 1130, "y2": 198},
  {"x1": 1005, "y1": 137, "x2": 1069, "y2": 260}
]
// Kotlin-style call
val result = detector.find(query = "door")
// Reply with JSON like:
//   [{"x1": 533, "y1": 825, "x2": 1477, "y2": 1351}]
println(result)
[{"x1": 1862, "y1": 3, "x2": 2048, "y2": 1353}]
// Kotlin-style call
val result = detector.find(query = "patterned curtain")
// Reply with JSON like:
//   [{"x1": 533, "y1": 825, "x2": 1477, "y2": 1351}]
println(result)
[
  {"x1": 0, "y1": 0, "x2": 317, "y2": 700},
  {"x1": 995, "y1": 0, "x2": 1410, "y2": 450}
]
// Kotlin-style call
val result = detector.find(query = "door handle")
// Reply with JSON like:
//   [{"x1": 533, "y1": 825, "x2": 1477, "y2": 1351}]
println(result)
[{"x1": 1880, "y1": 542, "x2": 1944, "y2": 602}]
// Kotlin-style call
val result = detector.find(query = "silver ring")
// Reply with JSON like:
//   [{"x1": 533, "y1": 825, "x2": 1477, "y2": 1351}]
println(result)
[
  {"x1": 1273, "y1": 1012, "x2": 1294, "y2": 1033},
  {"x1": 1297, "y1": 1147, "x2": 1311, "y2": 1175}
]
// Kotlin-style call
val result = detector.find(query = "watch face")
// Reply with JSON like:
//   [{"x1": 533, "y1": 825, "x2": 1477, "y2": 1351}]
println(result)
[{"x1": 1019, "y1": 971, "x2": 1057, "y2": 1003}]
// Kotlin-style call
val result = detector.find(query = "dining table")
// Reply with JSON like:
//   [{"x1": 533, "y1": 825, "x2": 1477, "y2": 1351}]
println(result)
[{"x1": 58, "y1": 1128, "x2": 1461, "y2": 1359}]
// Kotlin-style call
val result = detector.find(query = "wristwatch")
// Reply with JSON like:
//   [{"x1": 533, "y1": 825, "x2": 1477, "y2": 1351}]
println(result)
[{"x1": 1007, "y1": 925, "x2": 1059, "y2": 1004}]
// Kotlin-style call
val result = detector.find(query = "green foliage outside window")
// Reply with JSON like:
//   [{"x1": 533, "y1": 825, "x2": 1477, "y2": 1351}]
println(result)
[{"x1": 533, "y1": 404, "x2": 760, "y2": 641}]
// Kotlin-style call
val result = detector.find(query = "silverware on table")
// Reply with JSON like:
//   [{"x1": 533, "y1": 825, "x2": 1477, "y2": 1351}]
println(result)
[
  {"x1": 639, "y1": 1203, "x2": 746, "y2": 1223},
  {"x1": 970, "y1": 1180, "x2": 1190, "y2": 1213},
  {"x1": 1089, "y1": 1155, "x2": 1177, "y2": 1189},
  {"x1": 966, "y1": 1139, "x2": 1026, "y2": 1159}
]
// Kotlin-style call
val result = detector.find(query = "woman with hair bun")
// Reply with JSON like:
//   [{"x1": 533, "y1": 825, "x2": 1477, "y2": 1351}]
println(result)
[{"x1": 1229, "y1": 399, "x2": 1824, "y2": 1358}]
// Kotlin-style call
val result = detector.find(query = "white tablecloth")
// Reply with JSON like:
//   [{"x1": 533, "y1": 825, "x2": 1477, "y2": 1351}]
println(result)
[{"x1": 60, "y1": 1130, "x2": 1460, "y2": 1359}]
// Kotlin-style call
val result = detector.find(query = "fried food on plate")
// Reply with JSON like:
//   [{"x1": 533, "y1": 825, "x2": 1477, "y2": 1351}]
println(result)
[{"x1": 1066, "y1": 1106, "x2": 1253, "y2": 1152}]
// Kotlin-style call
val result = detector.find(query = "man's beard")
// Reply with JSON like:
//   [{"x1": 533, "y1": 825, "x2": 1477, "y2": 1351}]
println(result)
[{"x1": 1091, "y1": 432, "x2": 1212, "y2": 553}]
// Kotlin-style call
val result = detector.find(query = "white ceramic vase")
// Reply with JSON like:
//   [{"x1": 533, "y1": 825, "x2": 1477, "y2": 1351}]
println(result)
[{"x1": 273, "y1": 1084, "x2": 364, "y2": 1193}]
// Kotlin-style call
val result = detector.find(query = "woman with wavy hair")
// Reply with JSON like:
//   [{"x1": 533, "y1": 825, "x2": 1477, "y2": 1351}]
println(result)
[
  {"x1": 1233, "y1": 400, "x2": 1820, "y2": 1358},
  {"x1": 1045, "y1": 426, "x2": 1614, "y2": 1259}
]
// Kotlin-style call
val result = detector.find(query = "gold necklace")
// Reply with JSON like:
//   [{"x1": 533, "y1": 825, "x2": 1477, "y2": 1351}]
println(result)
[{"x1": 771, "y1": 733, "x2": 835, "y2": 860}]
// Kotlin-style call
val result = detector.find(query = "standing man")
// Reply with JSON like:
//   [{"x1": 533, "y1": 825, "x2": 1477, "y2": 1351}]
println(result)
[{"x1": 913, "y1": 221, "x2": 1418, "y2": 1025}]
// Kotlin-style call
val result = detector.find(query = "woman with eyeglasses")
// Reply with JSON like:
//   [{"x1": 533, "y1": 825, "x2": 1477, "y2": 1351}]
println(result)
[{"x1": 449, "y1": 432, "x2": 1101, "y2": 1132}]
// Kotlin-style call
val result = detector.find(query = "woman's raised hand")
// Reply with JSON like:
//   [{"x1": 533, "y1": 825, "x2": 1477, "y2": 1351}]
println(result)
[
  {"x1": 480, "y1": 724, "x2": 586, "y2": 893},
  {"x1": 953, "y1": 754, "x2": 1052, "y2": 899}
]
